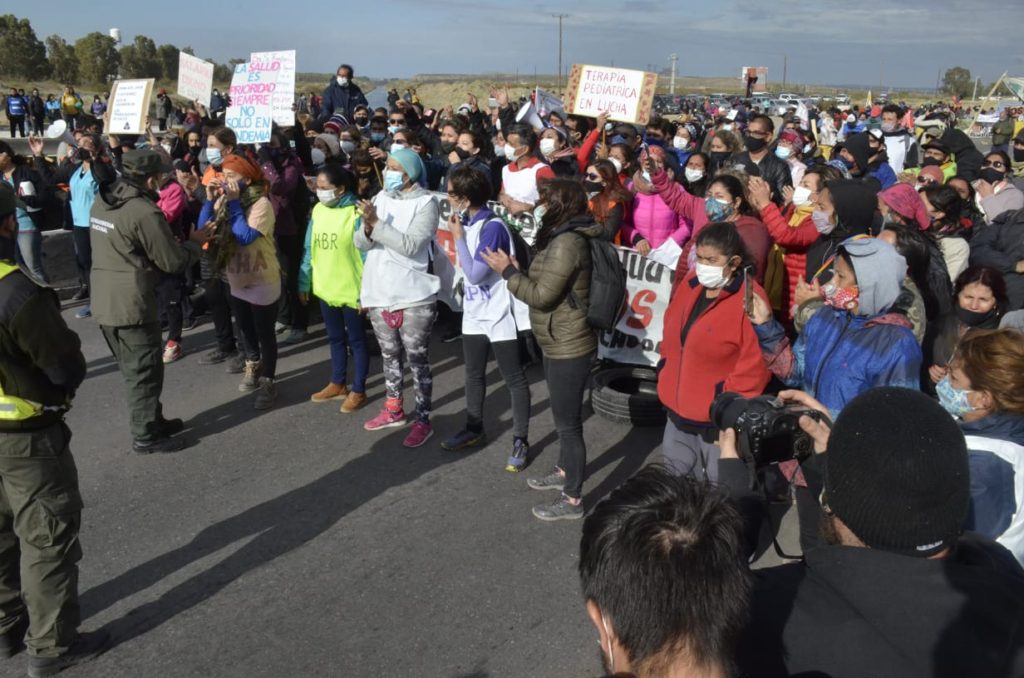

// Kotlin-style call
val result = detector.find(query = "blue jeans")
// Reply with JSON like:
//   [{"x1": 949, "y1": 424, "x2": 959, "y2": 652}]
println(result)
[
  {"x1": 16, "y1": 229, "x2": 48, "y2": 283},
  {"x1": 321, "y1": 301, "x2": 368, "y2": 392}
]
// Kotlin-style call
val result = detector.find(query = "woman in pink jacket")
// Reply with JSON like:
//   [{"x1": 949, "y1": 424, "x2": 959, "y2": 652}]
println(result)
[{"x1": 620, "y1": 146, "x2": 692, "y2": 255}]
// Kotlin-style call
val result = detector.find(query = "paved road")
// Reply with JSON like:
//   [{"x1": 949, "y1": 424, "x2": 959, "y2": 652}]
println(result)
[{"x1": 0, "y1": 303, "x2": 796, "y2": 678}]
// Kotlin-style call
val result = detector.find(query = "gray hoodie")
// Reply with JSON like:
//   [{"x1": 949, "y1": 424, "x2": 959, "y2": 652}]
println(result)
[{"x1": 843, "y1": 237, "x2": 906, "y2": 316}]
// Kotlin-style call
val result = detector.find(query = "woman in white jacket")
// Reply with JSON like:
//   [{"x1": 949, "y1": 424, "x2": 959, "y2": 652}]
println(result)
[{"x1": 355, "y1": 148, "x2": 440, "y2": 448}]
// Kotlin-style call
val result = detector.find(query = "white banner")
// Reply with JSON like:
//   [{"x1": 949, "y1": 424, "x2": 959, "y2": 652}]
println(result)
[
  {"x1": 597, "y1": 247, "x2": 673, "y2": 367},
  {"x1": 177, "y1": 52, "x2": 214, "y2": 107},
  {"x1": 249, "y1": 50, "x2": 295, "y2": 126}
]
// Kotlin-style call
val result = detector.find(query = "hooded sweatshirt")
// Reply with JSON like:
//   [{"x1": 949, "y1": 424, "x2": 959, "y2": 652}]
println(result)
[
  {"x1": 963, "y1": 412, "x2": 1024, "y2": 564},
  {"x1": 805, "y1": 180, "x2": 878, "y2": 282}
]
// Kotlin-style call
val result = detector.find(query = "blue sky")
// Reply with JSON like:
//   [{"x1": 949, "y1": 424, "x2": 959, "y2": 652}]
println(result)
[{"x1": 20, "y1": 1, "x2": 1024, "y2": 89}]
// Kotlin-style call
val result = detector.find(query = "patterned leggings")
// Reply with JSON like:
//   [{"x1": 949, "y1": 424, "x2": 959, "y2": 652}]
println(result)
[{"x1": 368, "y1": 304, "x2": 436, "y2": 423}]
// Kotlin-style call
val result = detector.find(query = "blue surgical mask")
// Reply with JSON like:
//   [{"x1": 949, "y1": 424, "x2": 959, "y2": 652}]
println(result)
[
  {"x1": 370, "y1": 132, "x2": 385, "y2": 143},
  {"x1": 206, "y1": 147, "x2": 223, "y2": 166},
  {"x1": 704, "y1": 197, "x2": 733, "y2": 222},
  {"x1": 936, "y1": 375, "x2": 976, "y2": 419},
  {"x1": 383, "y1": 169, "x2": 405, "y2": 192},
  {"x1": 388, "y1": 125, "x2": 401, "y2": 135},
  {"x1": 775, "y1": 146, "x2": 792, "y2": 160}
]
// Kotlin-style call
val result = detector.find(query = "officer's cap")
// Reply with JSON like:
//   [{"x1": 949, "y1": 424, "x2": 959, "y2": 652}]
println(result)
[{"x1": 122, "y1": 149, "x2": 172, "y2": 178}]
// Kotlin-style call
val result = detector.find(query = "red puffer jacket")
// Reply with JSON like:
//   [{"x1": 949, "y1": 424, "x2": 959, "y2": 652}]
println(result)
[{"x1": 759, "y1": 202, "x2": 817, "y2": 319}]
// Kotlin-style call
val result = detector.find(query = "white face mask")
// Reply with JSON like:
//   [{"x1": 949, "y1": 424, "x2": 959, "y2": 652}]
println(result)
[
  {"x1": 504, "y1": 144, "x2": 518, "y2": 162},
  {"x1": 316, "y1": 188, "x2": 340, "y2": 205},
  {"x1": 161, "y1": 144, "x2": 172, "y2": 154},
  {"x1": 539, "y1": 138, "x2": 557, "y2": 156},
  {"x1": 684, "y1": 167, "x2": 705, "y2": 183},
  {"x1": 672, "y1": 136, "x2": 689, "y2": 150},
  {"x1": 336, "y1": 76, "x2": 349, "y2": 87},
  {"x1": 696, "y1": 262, "x2": 730, "y2": 289},
  {"x1": 792, "y1": 186, "x2": 813, "y2": 207},
  {"x1": 609, "y1": 157, "x2": 623, "y2": 174}
]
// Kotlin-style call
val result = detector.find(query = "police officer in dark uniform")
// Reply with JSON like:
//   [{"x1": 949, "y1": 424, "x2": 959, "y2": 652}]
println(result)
[{"x1": 0, "y1": 183, "x2": 109, "y2": 676}]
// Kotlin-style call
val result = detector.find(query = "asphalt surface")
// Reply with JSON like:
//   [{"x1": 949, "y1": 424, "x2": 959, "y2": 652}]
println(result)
[{"x1": 0, "y1": 299, "x2": 798, "y2": 678}]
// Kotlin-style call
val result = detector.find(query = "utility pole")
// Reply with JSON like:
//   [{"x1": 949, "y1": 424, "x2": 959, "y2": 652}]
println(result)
[
  {"x1": 669, "y1": 53, "x2": 678, "y2": 95},
  {"x1": 552, "y1": 14, "x2": 568, "y2": 92},
  {"x1": 782, "y1": 54, "x2": 788, "y2": 90},
  {"x1": 971, "y1": 77, "x2": 979, "y2": 105}
]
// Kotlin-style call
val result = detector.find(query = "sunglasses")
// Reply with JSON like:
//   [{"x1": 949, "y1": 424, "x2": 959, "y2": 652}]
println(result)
[
  {"x1": 389, "y1": 119, "x2": 404, "y2": 125},
  {"x1": 585, "y1": 173, "x2": 601, "y2": 181}
]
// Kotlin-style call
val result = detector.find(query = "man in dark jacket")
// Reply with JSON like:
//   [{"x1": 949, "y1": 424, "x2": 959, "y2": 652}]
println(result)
[
  {"x1": 728, "y1": 113, "x2": 791, "y2": 206},
  {"x1": 89, "y1": 150, "x2": 198, "y2": 453},
  {"x1": 27, "y1": 89, "x2": 45, "y2": 136},
  {"x1": 719, "y1": 387, "x2": 1024, "y2": 677},
  {"x1": 0, "y1": 183, "x2": 110, "y2": 676},
  {"x1": 969, "y1": 206, "x2": 1024, "y2": 309},
  {"x1": 318, "y1": 64, "x2": 369, "y2": 123}
]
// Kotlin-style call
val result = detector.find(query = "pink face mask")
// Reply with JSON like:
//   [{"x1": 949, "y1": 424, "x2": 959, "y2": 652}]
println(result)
[{"x1": 822, "y1": 282, "x2": 860, "y2": 311}]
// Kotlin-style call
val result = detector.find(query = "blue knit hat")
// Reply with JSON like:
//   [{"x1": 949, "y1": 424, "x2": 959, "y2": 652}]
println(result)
[{"x1": 389, "y1": 147, "x2": 423, "y2": 183}]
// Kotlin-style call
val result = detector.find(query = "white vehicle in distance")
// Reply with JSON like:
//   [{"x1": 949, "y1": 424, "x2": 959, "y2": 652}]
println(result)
[{"x1": 778, "y1": 93, "x2": 801, "y2": 102}]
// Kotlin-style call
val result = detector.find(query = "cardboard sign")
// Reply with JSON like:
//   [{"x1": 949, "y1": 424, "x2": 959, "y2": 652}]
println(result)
[
  {"x1": 249, "y1": 50, "x2": 295, "y2": 126},
  {"x1": 564, "y1": 65, "x2": 657, "y2": 125},
  {"x1": 177, "y1": 52, "x2": 214, "y2": 107},
  {"x1": 226, "y1": 62, "x2": 273, "y2": 143},
  {"x1": 107, "y1": 79, "x2": 155, "y2": 135},
  {"x1": 598, "y1": 247, "x2": 674, "y2": 367}
]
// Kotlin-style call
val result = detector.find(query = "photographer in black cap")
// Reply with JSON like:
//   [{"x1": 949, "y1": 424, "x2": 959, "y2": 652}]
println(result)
[{"x1": 719, "y1": 387, "x2": 1024, "y2": 677}]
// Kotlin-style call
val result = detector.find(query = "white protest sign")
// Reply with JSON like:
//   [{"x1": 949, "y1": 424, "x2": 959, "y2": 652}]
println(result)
[
  {"x1": 107, "y1": 78, "x2": 154, "y2": 135},
  {"x1": 226, "y1": 62, "x2": 273, "y2": 143},
  {"x1": 177, "y1": 52, "x2": 214, "y2": 107},
  {"x1": 249, "y1": 50, "x2": 295, "y2": 126},
  {"x1": 565, "y1": 65, "x2": 658, "y2": 124},
  {"x1": 598, "y1": 247, "x2": 674, "y2": 367}
]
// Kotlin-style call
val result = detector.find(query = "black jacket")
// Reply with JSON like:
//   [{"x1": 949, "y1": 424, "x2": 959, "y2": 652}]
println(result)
[
  {"x1": 729, "y1": 150, "x2": 791, "y2": 206},
  {"x1": 0, "y1": 260, "x2": 86, "y2": 430},
  {"x1": 318, "y1": 80, "x2": 368, "y2": 122},
  {"x1": 28, "y1": 95, "x2": 45, "y2": 118},
  {"x1": 720, "y1": 457, "x2": 1024, "y2": 678},
  {"x1": 970, "y1": 208, "x2": 1024, "y2": 310}
]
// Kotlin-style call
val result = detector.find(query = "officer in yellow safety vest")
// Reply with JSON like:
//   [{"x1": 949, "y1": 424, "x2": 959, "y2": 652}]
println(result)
[{"x1": 0, "y1": 183, "x2": 109, "y2": 675}]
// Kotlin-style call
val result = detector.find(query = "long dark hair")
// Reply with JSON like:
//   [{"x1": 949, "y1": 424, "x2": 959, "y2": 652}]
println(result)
[
  {"x1": 882, "y1": 223, "x2": 940, "y2": 319},
  {"x1": 921, "y1": 184, "x2": 962, "y2": 236},
  {"x1": 695, "y1": 221, "x2": 756, "y2": 276},
  {"x1": 0, "y1": 141, "x2": 25, "y2": 167},
  {"x1": 708, "y1": 174, "x2": 753, "y2": 217},
  {"x1": 536, "y1": 178, "x2": 589, "y2": 250},
  {"x1": 954, "y1": 266, "x2": 1009, "y2": 315},
  {"x1": 589, "y1": 159, "x2": 631, "y2": 224}
]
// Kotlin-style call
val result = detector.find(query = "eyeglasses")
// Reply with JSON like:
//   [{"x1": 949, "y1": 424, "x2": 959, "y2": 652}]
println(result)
[{"x1": 982, "y1": 161, "x2": 1006, "y2": 169}]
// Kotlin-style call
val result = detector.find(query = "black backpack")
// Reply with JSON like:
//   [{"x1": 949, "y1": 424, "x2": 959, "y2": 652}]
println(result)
[{"x1": 569, "y1": 233, "x2": 628, "y2": 331}]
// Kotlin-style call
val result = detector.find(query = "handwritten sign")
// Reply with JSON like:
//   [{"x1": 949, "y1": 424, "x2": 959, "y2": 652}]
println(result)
[
  {"x1": 227, "y1": 62, "x2": 273, "y2": 143},
  {"x1": 564, "y1": 65, "x2": 657, "y2": 125},
  {"x1": 249, "y1": 50, "x2": 295, "y2": 126},
  {"x1": 178, "y1": 52, "x2": 214, "y2": 107},
  {"x1": 598, "y1": 248, "x2": 674, "y2": 366},
  {"x1": 107, "y1": 78, "x2": 154, "y2": 135}
]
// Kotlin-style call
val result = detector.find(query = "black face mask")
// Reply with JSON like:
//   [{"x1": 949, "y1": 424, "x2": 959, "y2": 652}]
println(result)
[
  {"x1": 744, "y1": 135, "x2": 768, "y2": 153},
  {"x1": 189, "y1": 144, "x2": 201, "y2": 153},
  {"x1": 583, "y1": 180, "x2": 604, "y2": 193},
  {"x1": 710, "y1": 151, "x2": 731, "y2": 166},
  {"x1": 921, "y1": 157, "x2": 941, "y2": 168},
  {"x1": 354, "y1": 117, "x2": 369, "y2": 126},
  {"x1": 441, "y1": 141, "x2": 456, "y2": 154},
  {"x1": 1014, "y1": 147, "x2": 1024, "y2": 163},
  {"x1": 454, "y1": 147, "x2": 472, "y2": 161},
  {"x1": 979, "y1": 167, "x2": 1006, "y2": 184},
  {"x1": 956, "y1": 305, "x2": 998, "y2": 328}
]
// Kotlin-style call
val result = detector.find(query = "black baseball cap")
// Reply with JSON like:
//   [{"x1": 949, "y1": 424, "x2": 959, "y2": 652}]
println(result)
[{"x1": 122, "y1": 149, "x2": 172, "y2": 177}]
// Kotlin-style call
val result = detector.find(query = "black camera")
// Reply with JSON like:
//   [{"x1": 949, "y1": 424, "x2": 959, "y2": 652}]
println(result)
[{"x1": 710, "y1": 392, "x2": 829, "y2": 466}]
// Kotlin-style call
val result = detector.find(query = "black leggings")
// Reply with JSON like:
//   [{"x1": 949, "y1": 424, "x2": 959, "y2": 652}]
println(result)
[
  {"x1": 543, "y1": 352, "x2": 594, "y2": 499},
  {"x1": 204, "y1": 277, "x2": 236, "y2": 353},
  {"x1": 72, "y1": 227, "x2": 91, "y2": 287},
  {"x1": 157, "y1": 273, "x2": 186, "y2": 343},
  {"x1": 230, "y1": 295, "x2": 279, "y2": 379},
  {"x1": 462, "y1": 334, "x2": 530, "y2": 438}
]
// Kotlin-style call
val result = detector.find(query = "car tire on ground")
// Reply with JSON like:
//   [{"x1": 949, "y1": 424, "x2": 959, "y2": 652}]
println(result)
[{"x1": 590, "y1": 366, "x2": 666, "y2": 427}]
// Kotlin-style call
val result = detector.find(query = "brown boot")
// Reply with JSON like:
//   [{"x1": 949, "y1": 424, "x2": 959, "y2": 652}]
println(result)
[
  {"x1": 340, "y1": 391, "x2": 367, "y2": 413},
  {"x1": 311, "y1": 383, "x2": 348, "y2": 402}
]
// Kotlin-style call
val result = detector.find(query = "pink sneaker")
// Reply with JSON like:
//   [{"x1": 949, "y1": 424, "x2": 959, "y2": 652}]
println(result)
[
  {"x1": 403, "y1": 421, "x2": 433, "y2": 448},
  {"x1": 364, "y1": 398, "x2": 406, "y2": 431}
]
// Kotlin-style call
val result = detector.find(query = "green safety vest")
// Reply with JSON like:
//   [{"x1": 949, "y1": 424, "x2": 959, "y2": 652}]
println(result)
[
  {"x1": 309, "y1": 203, "x2": 364, "y2": 309},
  {"x1": 0, "y1": 261, "x2": 47, "y2": 421}
]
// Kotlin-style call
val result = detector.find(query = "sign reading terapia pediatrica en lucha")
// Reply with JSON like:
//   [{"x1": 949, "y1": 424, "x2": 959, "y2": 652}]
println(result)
[{"x1": 564, "y1": 64, "x2": 658, "y2": 125}]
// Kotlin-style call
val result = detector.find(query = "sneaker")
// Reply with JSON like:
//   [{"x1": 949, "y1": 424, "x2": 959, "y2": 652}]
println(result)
[
  {"x1": 0, "y1": 615, "x2": 28, "y2": 659},
  {"x1": 441, "y1": 327, "x2": 462, "y2": 343},
  {"x1": 364, "y1": 398, "x2": 406, "y2": 431},
  {"x1": 74, "y1": 305, "x2": 91, "y2": 319},
  {"x1": 225, "y1": 353, "x2": 245, "y2": 375},
  {"x1": 527, "y1": 468, "x2": 566, "y2": 491},
  {"x1": 199, "y1": 347, "x2": 235, "y2": 365},
  {"x1": 403, "y1": 421, "x2": 434, "y2": 448},
  {"x1": 311, "y1": 383, "x2": 348, "y2": 402},
  {"x1": 132, "y1": 436, "x2": 187, "y2": 454},
  {"x1": 70, "y1": 285, "x2": 89, "y2": 302},
  {"x1": 253, "y1": 378, "x2": 277, "y2": 410},
  {"x1": 440, "y1": 429, "x2": 486, "y2": 451},
  {"x1": 505, "y1": 438, "x2": 530, "y2": 473},
  {"x1": 340, "y1": 391, "x2": 367, "y2": 413},
  {"x1": 162, "y1": 340, "x2": 183, "y2": 364},
  {"x1": 238, "y1": 360, "x2": 261, "y2": 392},
  {"x1": 27, "y1": 629, "x2": 111, "y2": 678},
  {"x1": 274, "y1": 321, "x2": 289, "y2": 334},
  {"x1": 281, "y1": 328, "x2": 308, "y2": 345},
  {"x1": 532, "y1": 494, "x2": 584, "y2": 522},
  {"x1": 182, "y1": 317, "x2": 199, "y2": 332}
]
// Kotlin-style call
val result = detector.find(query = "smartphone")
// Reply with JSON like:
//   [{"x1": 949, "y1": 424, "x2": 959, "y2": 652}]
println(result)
[
  {"x1": 488, "y1": 97, "x2": 499, "y2": 108},
  {"x1": 743, "y1": 267, "x2": 753, "y2": 316}
]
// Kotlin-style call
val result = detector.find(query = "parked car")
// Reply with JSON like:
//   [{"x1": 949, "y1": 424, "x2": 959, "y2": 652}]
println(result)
[{"x1": 778, "y1": 92, "x2": 801, "y2": 102}]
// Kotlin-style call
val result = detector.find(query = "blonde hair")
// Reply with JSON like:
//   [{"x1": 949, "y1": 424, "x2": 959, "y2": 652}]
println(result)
[{"x1": 953, "y1": 329, "x2": 1024, "y2": 415}]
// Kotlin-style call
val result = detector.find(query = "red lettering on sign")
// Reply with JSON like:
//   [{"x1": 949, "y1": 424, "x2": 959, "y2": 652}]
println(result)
[{"x1": 625, "y1": 289, "x2": 656, "y2": 329}]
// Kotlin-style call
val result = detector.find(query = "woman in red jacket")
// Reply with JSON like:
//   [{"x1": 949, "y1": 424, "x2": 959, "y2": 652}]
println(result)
[
  {"x1": 747, "y1": 165, "x2": 843, "y2": 320},
  {"x1": 658, "y1": 221, "x2": 771, "y2": 481}
]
